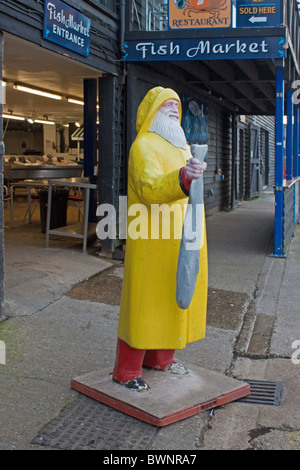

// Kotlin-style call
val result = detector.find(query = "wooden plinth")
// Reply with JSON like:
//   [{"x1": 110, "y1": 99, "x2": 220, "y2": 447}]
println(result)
[{"x1": 71, "y1": 364, "x2": 250, "y2": 427}]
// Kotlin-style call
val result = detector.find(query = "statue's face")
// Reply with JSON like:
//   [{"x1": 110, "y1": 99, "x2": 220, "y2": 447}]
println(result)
[{"x1": 159, "y1": 100, "x2": 180, "y2": 121}]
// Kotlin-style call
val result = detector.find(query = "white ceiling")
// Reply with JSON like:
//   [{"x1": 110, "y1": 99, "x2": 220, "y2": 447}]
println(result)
[{"x1": 2, "y1": 32, "x2": 104, "y2": 124}]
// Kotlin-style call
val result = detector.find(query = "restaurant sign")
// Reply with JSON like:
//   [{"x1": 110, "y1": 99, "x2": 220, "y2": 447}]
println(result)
[
  {"x1": 124, "y1": 36, "x2": 286, "y2": 61},
  {"x1": 169, "y1": 0, "x2": 232, "y2": 30},
  {"x1": 43, "y1": 0, "x2": 91, "y2": 57}
]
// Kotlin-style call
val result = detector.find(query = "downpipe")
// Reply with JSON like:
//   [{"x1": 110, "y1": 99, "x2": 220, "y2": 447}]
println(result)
[{"x1": 119, "y1": 0, "x2": 126, "y2": 59}]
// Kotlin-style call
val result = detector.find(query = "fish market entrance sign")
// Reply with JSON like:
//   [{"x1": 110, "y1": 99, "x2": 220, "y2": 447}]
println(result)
[
  {"x1": 124, "y1": 36, "x2": 286, "y2": 61},
  {"x1": 43, "y1": 0, "x2": 91, "y2": 57}
]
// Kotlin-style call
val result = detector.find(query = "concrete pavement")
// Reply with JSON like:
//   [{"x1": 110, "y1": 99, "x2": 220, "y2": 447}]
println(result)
[{"x1": 0, "y1": 192, "x2": 299, "y2": 450}]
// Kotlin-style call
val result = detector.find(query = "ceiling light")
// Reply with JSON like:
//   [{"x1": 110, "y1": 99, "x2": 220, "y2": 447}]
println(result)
[
  {"x1": 14, "y1": 84, "x2": 62, "y2": 100},
  {"x1": 34, "y1": 119, "x2": 55, "y2": 125},
  {"x1": 68, "y1": 98, "x2": 84, "y2": 105},
  {"x1": 3, "y1": 113, "x2": 25, "y2": 121}
]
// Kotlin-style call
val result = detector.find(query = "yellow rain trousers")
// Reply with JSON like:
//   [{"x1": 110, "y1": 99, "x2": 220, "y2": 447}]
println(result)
[{"x1": 117, "y1": 87, "x2": 208, "y2": 350}]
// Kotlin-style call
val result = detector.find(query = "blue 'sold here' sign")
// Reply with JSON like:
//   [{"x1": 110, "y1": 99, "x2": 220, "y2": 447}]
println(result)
[
  {"x1": 236, "y1": 0, "x2": 280, "y2": 28},
  {"x1": 43, "y1": 0, "x2": 91, "y2": 57}
]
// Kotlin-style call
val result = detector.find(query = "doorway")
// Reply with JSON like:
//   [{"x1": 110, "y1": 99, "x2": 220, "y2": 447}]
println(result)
[
  {"x1": 248, "y1": 124, "x2": 262, "y2": 198},
  {"x1": 236, "y1": 122, "x2": 247, "y2": 201},
  {"x1": 260, "y1": 128, "x2": 270, "y2": 187}
]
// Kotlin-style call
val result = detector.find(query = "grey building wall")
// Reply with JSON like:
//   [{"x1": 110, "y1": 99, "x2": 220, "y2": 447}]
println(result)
[
  {"x1": 247, "y1": 115, "x2": 276, "y2": 187},
  {"x1": 125, "y1": 73, "x2": 277, "y2": 221},
  {"x1": 0, "y1": 31, "x2": 4, "y2": 321},
  {"x1": 204, "y1": 105, "x2": 233, "y2": 214},
  {"x1": 125, "y1": 63, "x2": 236, "y2": 215}
]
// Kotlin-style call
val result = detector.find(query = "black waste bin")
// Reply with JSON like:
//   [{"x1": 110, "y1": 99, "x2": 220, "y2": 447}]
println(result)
[{"x1": 39, "y1": 189, "x2": 69, "y2": 233}]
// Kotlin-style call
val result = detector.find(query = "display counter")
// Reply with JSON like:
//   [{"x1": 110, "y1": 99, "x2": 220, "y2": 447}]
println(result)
[
  {"x1": 45, "y1": 178, "x2": 97, "y2": 254},
  {"x1": 4, "y1": 164, "x2": 82, "y2": 181},
  {"x1": 4, "y1": 154, "x2": 82, "y2": 183}
]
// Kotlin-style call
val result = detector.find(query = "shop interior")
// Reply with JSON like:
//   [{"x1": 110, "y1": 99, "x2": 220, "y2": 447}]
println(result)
[{"x1": 2, "y1": 32, "x2": 103, "y2": 253}]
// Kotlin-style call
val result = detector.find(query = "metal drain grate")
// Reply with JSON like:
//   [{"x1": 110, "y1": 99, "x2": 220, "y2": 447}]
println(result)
[
  {"x1": 31, "y1": 394, "x2": 158, "y2": 450},
  {"x1": 238, "y1": 380, "x2": 284, "y2": 406}
]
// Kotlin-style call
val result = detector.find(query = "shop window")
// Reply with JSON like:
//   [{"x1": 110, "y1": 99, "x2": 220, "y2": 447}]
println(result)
[{"x1": 129, "y1": 0, "x2": 168, "y2": 31}]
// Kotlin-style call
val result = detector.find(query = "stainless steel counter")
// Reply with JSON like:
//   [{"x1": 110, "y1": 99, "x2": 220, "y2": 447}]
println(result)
[
  {"x1": 45, "y1": 178, "x2": 97, "y2": 254},
  {"x1": 4, "y1": 164, "x2": 82, "y2": 181}
]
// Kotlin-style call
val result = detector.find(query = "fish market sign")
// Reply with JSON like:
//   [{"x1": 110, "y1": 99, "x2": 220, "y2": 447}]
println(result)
[
  {"x1": 124, "y1": 36, "x2": 286, "y2": 61},
  {"x1": 43, "y1": 0, "x2": 91, "y2": 57}
]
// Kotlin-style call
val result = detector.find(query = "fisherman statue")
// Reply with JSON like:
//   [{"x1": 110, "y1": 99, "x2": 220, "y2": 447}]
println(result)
[{"x1": 112, "y1": 87, "x2": 208, "y2": 391}]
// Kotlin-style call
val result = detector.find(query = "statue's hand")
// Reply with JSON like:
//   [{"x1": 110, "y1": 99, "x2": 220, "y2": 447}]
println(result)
[{"x1": 185, "y1": 158, "x2": 207, "y2": 181}]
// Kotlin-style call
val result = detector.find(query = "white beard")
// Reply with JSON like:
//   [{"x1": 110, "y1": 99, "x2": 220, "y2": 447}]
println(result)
[{"x1": 148, "y1": 111, "x2": 187, "y2": 150}]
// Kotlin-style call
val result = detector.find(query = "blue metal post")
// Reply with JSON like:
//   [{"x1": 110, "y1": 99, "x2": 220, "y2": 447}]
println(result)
[
  {"x1": 293, "y1": 105, "x2": 299, "y2": 177},
  {"x1": 273, "y1": 66, "x2": 285, "y2": 257},
  {"x1": 297, "y1": 106, "x2": 300, "y2": 177},
  {"x1": 286, "y1": 88, "x2": 293, "y2": 181},
  {"x1": 84, "y1": 78, "x2": 97, "y2": 222},
  {"x1": 84, "y1": 78, "x2": 97, "y2": 178},
  {"x1": 298, "y1": 107, "x2": 300, "y2": 177}
]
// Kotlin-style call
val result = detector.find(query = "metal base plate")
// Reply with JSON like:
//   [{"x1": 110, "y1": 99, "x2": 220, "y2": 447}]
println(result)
[{"x1": 71, "y1": 364, "x2": 250, "y2": 427}]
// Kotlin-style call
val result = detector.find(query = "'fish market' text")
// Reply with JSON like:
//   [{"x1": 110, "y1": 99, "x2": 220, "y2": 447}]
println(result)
[{"x1": 135, "y1": 39, "x2": 269, "y2": 59}]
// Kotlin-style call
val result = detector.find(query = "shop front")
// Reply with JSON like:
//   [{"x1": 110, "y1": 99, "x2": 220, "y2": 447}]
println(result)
[{"x1": 0, "y1": 0, "x2": 125, "y2": 317}]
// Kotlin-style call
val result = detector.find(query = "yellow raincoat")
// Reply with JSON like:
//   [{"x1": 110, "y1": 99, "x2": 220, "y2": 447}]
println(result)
[{"x1": 118, "y1": 87, "x2": 208, "y2": 350}]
